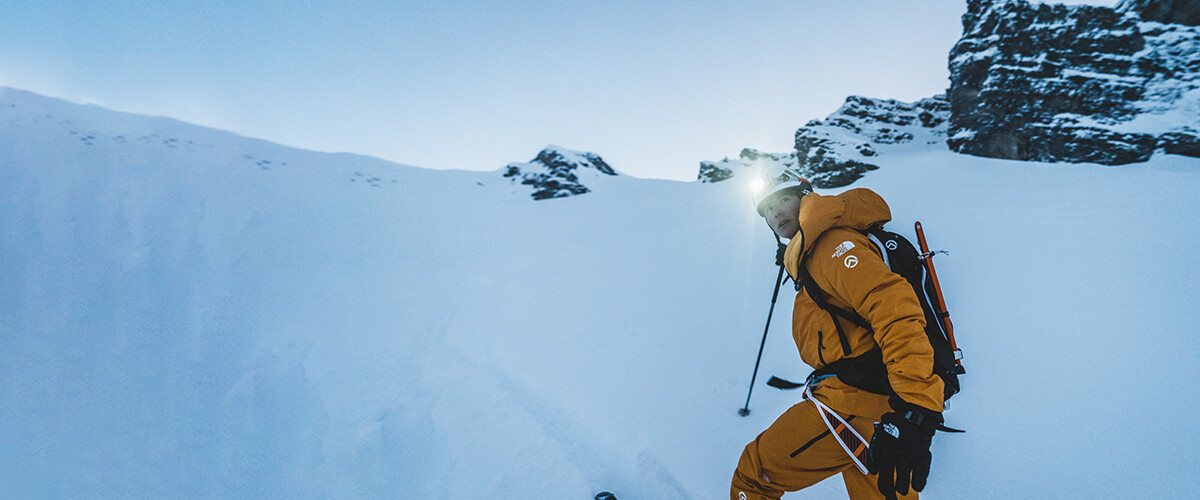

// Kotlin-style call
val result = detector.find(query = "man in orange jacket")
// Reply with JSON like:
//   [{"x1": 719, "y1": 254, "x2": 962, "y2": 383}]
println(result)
[{"x1": 731, "y1": 169, "x2": 946, "y2": 500}]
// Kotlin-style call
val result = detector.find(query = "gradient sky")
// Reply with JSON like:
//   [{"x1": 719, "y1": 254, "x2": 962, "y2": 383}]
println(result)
[{"x1": 0, "y1": 0, "x2": 1118, "y2": 180}]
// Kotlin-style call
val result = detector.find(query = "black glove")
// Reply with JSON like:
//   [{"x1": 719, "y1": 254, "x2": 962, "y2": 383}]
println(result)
[
  {"x1": 775, "y1": 242, "x2": 787, "y2": 266},
  {"x1": 866, "y1": 400, "x2": 941, "y2": 500}
]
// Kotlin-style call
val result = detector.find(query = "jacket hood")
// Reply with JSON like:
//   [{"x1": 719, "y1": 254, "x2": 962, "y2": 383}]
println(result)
[{"x1": 783, "y1": 188, "x2": 892, "y2": 280}]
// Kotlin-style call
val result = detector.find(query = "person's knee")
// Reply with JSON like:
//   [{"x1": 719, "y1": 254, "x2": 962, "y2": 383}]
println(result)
[
  {"x1": 731, "y1": 469, "x2": 780, "y2": 500},
  {"x1": 731, "y1": 443, "x2": 782, "y2": 500}
]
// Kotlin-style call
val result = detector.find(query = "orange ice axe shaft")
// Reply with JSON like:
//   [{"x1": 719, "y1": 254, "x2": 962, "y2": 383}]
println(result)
[{"x1": 915, "y1": 221, "x2": 963, "y2": 367}]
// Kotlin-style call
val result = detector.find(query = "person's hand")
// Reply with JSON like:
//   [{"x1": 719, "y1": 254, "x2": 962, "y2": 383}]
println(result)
[{"x1": 866, "y1": 402, "x2": 940, "y2": 500}]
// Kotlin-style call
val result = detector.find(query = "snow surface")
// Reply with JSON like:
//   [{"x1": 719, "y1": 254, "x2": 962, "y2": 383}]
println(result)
[{"x1": 2, "y1": 86, "x2": 1200, "y2": 499}]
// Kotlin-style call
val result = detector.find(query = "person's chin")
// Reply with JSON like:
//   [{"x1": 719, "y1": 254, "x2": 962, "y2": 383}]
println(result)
[{"x1": 775, "y1": 223, "x2": 798, "y2": 240}]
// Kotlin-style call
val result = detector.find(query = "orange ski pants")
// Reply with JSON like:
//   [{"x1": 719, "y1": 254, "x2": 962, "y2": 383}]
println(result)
[{"x1": 731, "y1": 400, "x2": 918, "y2": 500}]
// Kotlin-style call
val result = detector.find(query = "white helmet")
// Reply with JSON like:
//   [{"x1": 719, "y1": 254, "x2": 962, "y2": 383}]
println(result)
[{"x1": 752, "y1": 167, "x2": 814, "y2": 216}]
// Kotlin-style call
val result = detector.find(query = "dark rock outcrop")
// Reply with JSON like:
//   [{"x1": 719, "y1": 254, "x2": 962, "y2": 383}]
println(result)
[
  {"x1": 697, "y1": 160, "x2": 736, "y2": 183},
  {"x1": 948, "y1": 0, "x2": 1200, "y2": 164},
  {"x1": 794, "y1": 95, "x2": 949, "y2": 186},
  {"x1": 1118, "y1": 0, "x2": 1200, "y2": 26},
  {"x1": 503, "y1": 146, "x2": 617, "y2": 200},
  {"x1": 700, "y1": 95, "x2": 949, "y2": 187}
]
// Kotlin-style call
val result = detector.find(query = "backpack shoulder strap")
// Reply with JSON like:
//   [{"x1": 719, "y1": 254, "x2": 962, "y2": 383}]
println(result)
[
  {"x1": 795, "y1": 253, "x2": 869, "y2": 357},
  {"x1": 862, "y1": 228, "x2": 891, "y2": 268}
]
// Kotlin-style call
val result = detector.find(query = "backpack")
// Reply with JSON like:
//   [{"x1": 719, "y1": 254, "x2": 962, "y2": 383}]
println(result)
[{"x1": 793, "y1": 225, "x2": 964, "y2": 402}]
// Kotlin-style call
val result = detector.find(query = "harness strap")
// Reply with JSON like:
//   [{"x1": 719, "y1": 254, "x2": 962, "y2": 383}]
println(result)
[{"x1": 803, "y1": 379, "x2": 870, "y2": 474}]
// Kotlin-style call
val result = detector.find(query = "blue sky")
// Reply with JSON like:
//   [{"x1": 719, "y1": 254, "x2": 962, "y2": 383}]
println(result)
[{"x1": 0, "y1": 0, "x2": 1117, "y2": 180}]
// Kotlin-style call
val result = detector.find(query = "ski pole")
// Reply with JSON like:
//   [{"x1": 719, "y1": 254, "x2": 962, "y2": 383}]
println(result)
[
  {"x1": 739, "y1": 262, "x2": 786, "y2": 417},
  {"x1": 915, "y1": 221, "x2": 963, "y2": 368}
]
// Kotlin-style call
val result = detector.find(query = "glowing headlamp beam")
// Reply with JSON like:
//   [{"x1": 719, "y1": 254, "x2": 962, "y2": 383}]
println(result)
[{"x1": 749, "y1": 177, "x2": 766, "y2": 194}]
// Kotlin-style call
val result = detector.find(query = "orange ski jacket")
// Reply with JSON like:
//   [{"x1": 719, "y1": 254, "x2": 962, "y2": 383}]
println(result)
[{"x1": 782, "y1": 188, "x2": 944, "y2": 419}]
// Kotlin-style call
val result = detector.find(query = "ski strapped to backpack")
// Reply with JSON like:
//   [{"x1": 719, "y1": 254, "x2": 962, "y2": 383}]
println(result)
[{"x1": 770, "y1": 221, "x2": 965, "y2": 402}]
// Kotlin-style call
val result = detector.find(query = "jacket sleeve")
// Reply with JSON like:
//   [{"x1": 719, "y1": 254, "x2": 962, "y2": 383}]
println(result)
[{"x1": 809, "y1": 230, "x2": 944, "y2": 413}]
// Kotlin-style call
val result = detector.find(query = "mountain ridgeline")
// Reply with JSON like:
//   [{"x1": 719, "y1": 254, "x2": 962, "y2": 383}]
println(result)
[
  {"x1": 699, "y1": 0, "x2": 1199, "y2": 188},
  {"x1": 502, "y1": 0, "x2": 1199, "y2": 199}
]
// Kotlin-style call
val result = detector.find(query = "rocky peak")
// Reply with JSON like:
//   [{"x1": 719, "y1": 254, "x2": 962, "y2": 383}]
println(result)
[
  {"x1": 948, "y1": 0, "x2": 1200, "y2": 164},
  {"x1": 793, "y1": 95, "x2": 949, "y2": 186},
  {"x1": 697, "y1": 148, "x2": 799, "y2": 184},
  {"x1": 699, "y1": 95, "x2": 949, "y2": 187},
  {"x1": 503, "y1": 146, "x2": 618, "y2": 200}
]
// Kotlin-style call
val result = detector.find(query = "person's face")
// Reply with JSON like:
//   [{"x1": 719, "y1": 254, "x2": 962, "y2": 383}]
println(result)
[{"x1": 762, "y1": 190, "x2": 803, "y2": 239}]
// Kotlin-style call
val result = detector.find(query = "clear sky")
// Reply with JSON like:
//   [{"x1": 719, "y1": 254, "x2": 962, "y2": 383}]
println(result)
[{"x1": 0, "y1": 0, "x2": 1118, "y2": 180}]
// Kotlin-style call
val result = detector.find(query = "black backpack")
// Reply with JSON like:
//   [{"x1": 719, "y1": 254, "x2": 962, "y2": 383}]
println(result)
[{"x1": 790, "y1": 225, "x2": 964, "y2": 402}]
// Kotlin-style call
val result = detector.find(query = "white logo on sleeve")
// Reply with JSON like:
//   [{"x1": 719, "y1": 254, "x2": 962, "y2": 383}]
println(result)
[
  {"x1": 832, "y1": 241, "x2": 856, "y2": 258},
  {"x1": 844, "y1": 255, "x2": 858, "y2": 268}
]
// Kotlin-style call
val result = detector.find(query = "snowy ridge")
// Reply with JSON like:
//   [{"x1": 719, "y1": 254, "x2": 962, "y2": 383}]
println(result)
[
  {"x1": 698, "y1": 148, "x2": 799, "y2": 184},
  {"x1": 823, "y1": 95, "x2": 950, "y2": 147},
  {"x1": 3, "y1": 88, "x2": 1200, "y2": 499},
  {"x1": 699, "y1": 95, "x2": 949, "y2": 187}
]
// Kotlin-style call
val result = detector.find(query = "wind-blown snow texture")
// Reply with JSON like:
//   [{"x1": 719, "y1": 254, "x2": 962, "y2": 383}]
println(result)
[{"x1": 2, "y1": 87, "x2": 1200, "y2": 499}]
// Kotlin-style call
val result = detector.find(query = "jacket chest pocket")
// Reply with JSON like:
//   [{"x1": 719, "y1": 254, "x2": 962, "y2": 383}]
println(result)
[
  {"x1": 792, "y1": 296, "x2": 837, "y2": 368},
  {"x1": 817, "y1": 330, "x2": 828, "y2": 365}
]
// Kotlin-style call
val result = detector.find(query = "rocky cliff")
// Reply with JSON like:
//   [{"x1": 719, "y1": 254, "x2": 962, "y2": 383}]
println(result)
[
  {"x1": 948, "y1": 0, "x2": 1200, "y2": 164},
  {"x1": 1119, "y1": 0, "x2": 1200, "y2": 26}
]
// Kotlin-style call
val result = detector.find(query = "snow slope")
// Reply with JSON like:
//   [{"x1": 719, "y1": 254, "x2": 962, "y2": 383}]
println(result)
[{"x1": 2, "y1": 87, "x2": 1199, "y2": 499}]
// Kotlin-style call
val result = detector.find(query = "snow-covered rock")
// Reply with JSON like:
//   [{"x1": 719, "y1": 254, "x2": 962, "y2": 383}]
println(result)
[
  {"x1": 699, "y1": 95, "x2": 949, "y2": 187},
  {"x1": 697, "y1": 148, "x2": 800, "y2": 184},
  {"x1": 503, "y1": 146, "x2": 618, "y2": 200},
  {"x1": 793, "y1": 95, "x2": 949, "y2": 186},
  {"x1": 1118, "y1": 0, "x2": 1200, "y2": 26},
  {"x1": 948, "y1": 0, "x2": 1200, "y2": 164},
  {"x1": 696, "y1": 160, "x2": 737, "y2": 183}
]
